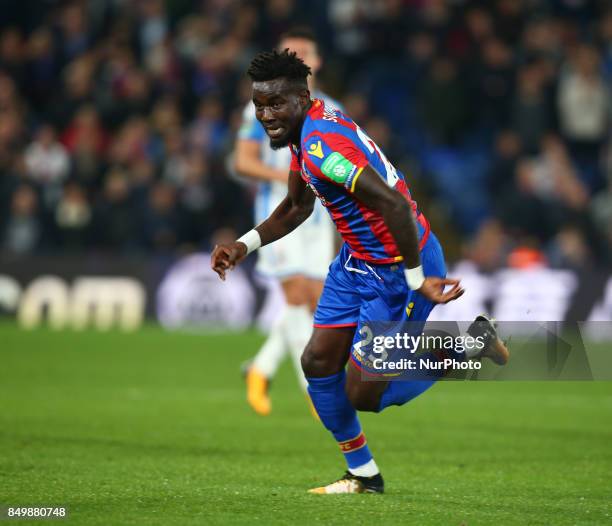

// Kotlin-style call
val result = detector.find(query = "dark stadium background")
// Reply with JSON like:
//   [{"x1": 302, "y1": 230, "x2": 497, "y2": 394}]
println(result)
[
  {"x1": 0, "y1": 2, "x2": 611, "y2": 524},
  {"x1": 0, "y1": 0, "x2": 610, "y2": 329}
]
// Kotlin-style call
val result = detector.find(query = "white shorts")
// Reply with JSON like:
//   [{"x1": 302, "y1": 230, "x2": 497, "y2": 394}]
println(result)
[{"x1": 255, "y1": 205, "x2": 335, "y2": 281}]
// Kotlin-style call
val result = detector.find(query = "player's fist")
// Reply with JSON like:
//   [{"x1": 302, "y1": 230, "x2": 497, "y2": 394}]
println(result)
[
  {"x1": 417, "y1": 277, "x2": 464, "y2": 304},
  {"x1": 211, "y1": 242, "x2": 248, "y2": 281}
]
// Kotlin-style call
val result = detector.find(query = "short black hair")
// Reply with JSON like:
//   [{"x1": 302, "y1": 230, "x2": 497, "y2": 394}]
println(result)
[{"x1": 247, "y1": 49, "x2": 311, "y2": 88}]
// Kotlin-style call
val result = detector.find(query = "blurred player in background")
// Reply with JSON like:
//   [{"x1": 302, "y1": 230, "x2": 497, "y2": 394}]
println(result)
[
  {"x1": 213, "y1": 50, "x2": 509, "y2": 493},
  {"x1": 234, "y1": 28, "x2": 340, "y2": 416}
]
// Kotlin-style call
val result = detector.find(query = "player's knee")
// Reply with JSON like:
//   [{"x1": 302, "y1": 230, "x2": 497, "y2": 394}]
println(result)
[
  {"x1": 300, "y1": 344, "x2": 321, "y2": 376},
  {"x1": 301, "y1": 342, "x2": 336, "y2": 377}
]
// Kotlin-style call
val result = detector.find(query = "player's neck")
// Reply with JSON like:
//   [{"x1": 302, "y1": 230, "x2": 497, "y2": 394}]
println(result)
[{"x1": 290, "y1": 99, "x2": 312, "y2": 148}]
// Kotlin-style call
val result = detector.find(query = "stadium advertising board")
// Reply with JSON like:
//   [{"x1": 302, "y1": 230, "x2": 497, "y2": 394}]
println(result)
[{"x1": 1, "y1": 254, "x2": 610, "y2": 332}]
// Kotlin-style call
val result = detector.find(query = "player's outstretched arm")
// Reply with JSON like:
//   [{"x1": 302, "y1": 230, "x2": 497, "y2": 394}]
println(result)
[
  {"x1": 352, "y1": 165, "x2": 464, "y2": 304},
  {"x1": 211, "y1": 170, "x2": 315, "y2": 280}
]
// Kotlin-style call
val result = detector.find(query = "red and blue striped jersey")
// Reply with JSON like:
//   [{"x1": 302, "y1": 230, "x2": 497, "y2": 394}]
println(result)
[{"x1": 290, "y1": 99, "x2": 430, "y2": 264}]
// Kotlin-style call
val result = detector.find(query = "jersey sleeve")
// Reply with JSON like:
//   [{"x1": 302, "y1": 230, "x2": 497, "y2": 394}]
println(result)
[
  {"x1": 237, "y1": 104, "x2": 266, "y2": 141},
  {"x1": 302, "y1": 130, "x2": 368, "y2": 193}
]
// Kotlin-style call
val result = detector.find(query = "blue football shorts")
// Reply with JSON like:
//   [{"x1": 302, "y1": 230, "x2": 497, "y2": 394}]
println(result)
[{"x1": 313, "y1": 233, "x2": 447, "y2": 371}]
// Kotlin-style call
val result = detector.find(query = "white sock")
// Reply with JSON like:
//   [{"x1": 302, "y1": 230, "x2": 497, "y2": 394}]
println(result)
[
  {"x1": 283, "y1": 304, "x2": 312, "y2": 391},
  {"x1": 349, "y1": 459, "x2": 380, "y2": 478},
  {"x1": 252, "y1": 310, "x2": 288, "y2": 378}
]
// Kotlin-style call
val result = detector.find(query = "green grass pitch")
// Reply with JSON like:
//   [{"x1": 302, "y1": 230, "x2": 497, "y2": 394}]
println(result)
[{"x1": 1, "y1": 323, "x2": 611, "y2": 525}]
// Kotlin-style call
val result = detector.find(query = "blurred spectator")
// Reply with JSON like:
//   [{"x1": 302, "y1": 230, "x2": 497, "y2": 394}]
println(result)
[
  {"x1": 105, "y1": 69, "x2": 153, "y2": 128},
  {"x1": 471, "y1": 38, "x2": 515, "y2": 127},
  {"x1": 404, "y1": 31, "x2": 437, "y2": 85},
  {"x1": 0, "y1": 74, "x2": 25, "y2": 163},
  {"x1": 0, "y1": 27, "x2": 25, "y2": 86},
  {"x1": 187, "y1": 95, "x2": 228, "y2": 156},
  {"x1": 61, "y1": 105, "x2": 108, "y2": 157},
  {"x1": 558, "y1": 44, "x2": 609, "y2": 191},
  {"x1": 175, "y1": 15, "x2": 212, "y2": 62},
  {"x1": 137, "y1": 0, "x2": 169, "y2": 57},
  {"x1": 92, "y1": 169, "x2": 138, "y2": 252},
  {"x1": 53, "y1": 182, "x2": 92, "y2": 250},
  {"x1": 24, "y1": 27, "x2": 59, "y2": 110},
  {"x1": 367, "y1": 0, "x2": 410, "y2": 58},
  {"x1": 177, "y1": 151, "x2": 215, "y2": 245},
  {"x1": 59, "y1": 105, "x2": 108, "y2": 188},
  {"x1": 511, "y1": 62, "x2": 553, "y2": 153},
  {"x1": 497, "y1": 134, "x2": 589, "y2": 242},
  {"x1": 599, "y1": 11, "x2": 612, "y2": 78},
  {"x1": 109, "y1": 117, "x2": 151, "y2": 166},
  {"x1": 51, "y1": 56, "x2": 97, "y2": 126},
  {"x1": 516, "y1": 135, "x2": 588, "y2": 211},
  {"x1": 160, "y1": 127, "x2": 187, "y2": 186},
  {"x1": 24, "y1": 125, "x2": 69, "y2": 185},
  {"x1": 547, "y1": 224, "x2": 592, "y2": 270},
  {"x1": 463, "y1": 219, "x2": 507, "y2": 272},
  {"x1": 144, "y1": 39, "x2": 183, "y2": 95},
  {"x1": 57, "y1": 3, "x2": 91, "y2": 63},
  {"x1": 327, "y1": 0, "x2": 370, "y2": 59},
  {"x1": 494, "y1": 0, "x2": 527, "y2": 45},
  {"x1": 141, "y1": 182, "x2": 184, "y2": 252},
  {"x1": 419, "y1": 0, "x2": 452, "y2": 41},
  {"x1": 1, "y1": 185, "x2": 41, "y2": 255},
  {"x1": 459, "y1": 6, "x2": 495, "y2": 59},
  {"x1": 521, "y1": 16, "x2": 563, "y2": 62},
  {"x1": 419, "y1": 56, "x2": 470, "y2": 145},
  {"x1": 258, "y1": 0, "x2": 300, "y2": 48},
  {"x1": 488, "y1": 130, "x2": 523, "y2": 196},
  {"x1": 0, "y1": 71, "x2": 22, "y2": 114}
]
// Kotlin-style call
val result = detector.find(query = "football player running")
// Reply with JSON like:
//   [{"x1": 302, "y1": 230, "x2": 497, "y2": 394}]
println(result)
[{"x1": 213, "y1": 50, "x2": 509, "y2": 493}]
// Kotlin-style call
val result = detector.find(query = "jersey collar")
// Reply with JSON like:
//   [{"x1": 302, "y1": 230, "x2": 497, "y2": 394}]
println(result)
[{"x1": 308, "y1": 98, "x2": 323, "y2": 117}]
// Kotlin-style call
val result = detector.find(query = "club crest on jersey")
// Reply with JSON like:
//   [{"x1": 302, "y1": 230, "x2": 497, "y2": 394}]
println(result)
[
  {"x1": 321, "y1": 152, "x2": 357, "y2": 184},
  {"x1": 323, "y1": 107, "x2": 338, "y2": 122},
  {"x1": 307, "y1": 140, "x2": 324, "y2": 159}
]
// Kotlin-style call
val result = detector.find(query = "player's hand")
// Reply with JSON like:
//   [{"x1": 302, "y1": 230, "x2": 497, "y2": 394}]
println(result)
[
  {"x1": 417, "y1": 277, "x2": 464, "y2": 304},
  {"x1": 211, "y1": 242, "x2": 248, "y2": 281}
]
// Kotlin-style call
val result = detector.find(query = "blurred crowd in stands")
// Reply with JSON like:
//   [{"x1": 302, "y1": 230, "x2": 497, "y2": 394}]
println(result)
[{"x1": 0, "y1": 0, "x2": 610, "y2": 272}]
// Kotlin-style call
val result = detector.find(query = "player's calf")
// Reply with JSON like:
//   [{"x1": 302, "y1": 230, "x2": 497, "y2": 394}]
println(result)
[
  {"x1": 302, "y1": 328, "x2": 381, "y2": 482},
  {"x1": 345, "y1": 363, "x2": 388, "y2": 412}
]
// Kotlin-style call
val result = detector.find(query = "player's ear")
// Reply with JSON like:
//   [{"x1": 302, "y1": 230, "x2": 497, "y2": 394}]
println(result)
[{"x1": 298, "y1": 89, "x2": 310, "y2": 109}]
